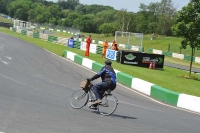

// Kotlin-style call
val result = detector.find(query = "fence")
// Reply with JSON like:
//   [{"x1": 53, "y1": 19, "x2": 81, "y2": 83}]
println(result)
[{"x1": 39, "y1": 23, "x2": 80, "y2": 35}]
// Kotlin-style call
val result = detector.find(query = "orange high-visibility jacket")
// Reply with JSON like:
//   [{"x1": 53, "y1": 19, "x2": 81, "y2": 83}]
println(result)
[
  {"x1": 85, "y1": 37, "x2": 92, "y2": 56},
  {"x1": 102, "y1": 41, "x2": 108, "y2": 53}
]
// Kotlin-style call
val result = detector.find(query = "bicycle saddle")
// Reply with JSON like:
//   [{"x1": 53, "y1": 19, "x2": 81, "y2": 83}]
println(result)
[{"x1": 106, "y1": 89, "x2": 111, "y2": 94}]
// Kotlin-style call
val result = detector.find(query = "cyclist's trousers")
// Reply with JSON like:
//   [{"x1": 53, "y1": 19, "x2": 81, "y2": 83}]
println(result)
[{"x1": 92, "y1": 81, "x2": 116, "y2": 100}]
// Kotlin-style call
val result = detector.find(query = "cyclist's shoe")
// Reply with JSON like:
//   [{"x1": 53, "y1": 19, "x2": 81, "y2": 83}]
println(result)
[
  {"x1": 89, "y1": 105, "x2": 97, "y2": 110},
  {"x1": 92, "y1": 99, "x2": 102, "y2": 105}
]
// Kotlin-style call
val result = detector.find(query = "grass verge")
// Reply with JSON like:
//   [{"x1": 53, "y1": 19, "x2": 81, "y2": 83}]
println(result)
[
  {"x1": 53, "y1": 31, "x2": 200, "y2": 57},
  {"x1": 0, "y1": 27, "x2": 200, "y2": 97},
  {"x1": 0, "y1": 17, "x2": 13, "y2": 24}
]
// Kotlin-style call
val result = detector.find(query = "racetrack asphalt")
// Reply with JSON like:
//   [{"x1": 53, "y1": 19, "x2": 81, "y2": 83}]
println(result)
[
  {"x1": 0, "y1": 32, "x2": 200, "y2": 133},
  {"x1": 164, "y1": 62, "x2": 200, "y2": 73}
]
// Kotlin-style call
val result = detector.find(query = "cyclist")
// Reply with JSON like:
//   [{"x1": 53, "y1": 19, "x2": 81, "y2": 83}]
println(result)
[{"x1": 87, "y1": 59, "x2": 117, "y2": 105}]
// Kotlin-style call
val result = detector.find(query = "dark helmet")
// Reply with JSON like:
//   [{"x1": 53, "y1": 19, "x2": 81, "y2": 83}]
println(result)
[{"x1": 105, "y1": 59, "x2": 112, "y2": 65}]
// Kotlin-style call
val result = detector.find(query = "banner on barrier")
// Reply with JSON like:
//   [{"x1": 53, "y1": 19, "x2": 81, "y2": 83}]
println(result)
[
  {"x1": 80, "y1": 42, "x2": 97, "y2": 54},
  {"x1": 119, "y1": 51, "x2": 165, "y2": 68},
  {"x1": 106, "y1": 49, "x2": 118, "y2": 61},
  {"x1": 67, "y1": 39, "x2": 74, "y2": 48}
]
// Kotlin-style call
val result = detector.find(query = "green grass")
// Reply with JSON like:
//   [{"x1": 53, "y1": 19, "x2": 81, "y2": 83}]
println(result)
[
  {"x1": 0, "y1": 27, "x2": 200, "y2": 97},
  {"x1": 0, "y1": 17, "x2": 13, "y2": 24},
  {"x1": 53, "y1": 31, "x2": 200, "y2": 57}
]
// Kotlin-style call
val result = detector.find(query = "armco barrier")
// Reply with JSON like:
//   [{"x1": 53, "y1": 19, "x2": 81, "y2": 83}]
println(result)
[
  {"x1": 12, "y1": 27, "x2": 16, "y2": 32},
  {"x1": 48, "y1": 35, "x2": 58, "y2": 43},
  {"x1": 163, "y1": 51, "x2": 172, "y2": 57},
  {"x1": 9, "y1": 27, "x2": 100, "y2": 55},
  {"x1": 195, "y1": 57, "x2": 200, "y2": 63},
  {"x1": 150, "y1": 85, "x2": 179, "y2": 106},
  {"x1": 117, "y1": 72, "x2": 134, "y2": 88},
  {"x1": 57, "y1": 37, "x2": 68, "y2": 45},
  {"x1": 63, "y1": 50, "x2": 200, "y2": 113},
  {"x1": 74, "y1": 41, "x2": 81, "y2": 49},
  {"x1": 33, "y1": 32, "x2": 40, "y2": 38},
  {"x1": 96, "y1": 45, "x2": 102, "y2": 55},
  {"x1": 92, "y1": 62, "x2": 104, "y2": 72},
  {"x1": 184, "y1": 55, "x2": 195, "y2": 61},
  {"x1": 40, "y1": 33, "x2": 48, "y2": 41},
  {"x1": 177, "y1": 94, "x2": 200, "y2": 113},
  {"x1": 21, "y1": 30, "x2": 27, "y2": 35},
  {"x1": 82, "y1": 58, "x2": 95, "y2": 69},
  {"x1": 27, "y1": 31, "x2": 33, "y2": 37},
  {"x1": 74, "y1": 54, "x2": 83, "y2": 65},
  {"x1": 149, "y1": 48, "x2": 200, "y2": 64},
  {"x1": 131, "y1": 78, "x2": 153, "y2": 96},
  {"x1": 16, "y1": 29, "x2": 21, "y2": 34},
  {"x1": 148, "y1": 48, "x2": 153, "y2": 53}
]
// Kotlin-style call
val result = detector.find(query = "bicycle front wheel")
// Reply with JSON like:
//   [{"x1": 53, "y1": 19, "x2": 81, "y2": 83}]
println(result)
[
  {"x1": 70, "y1": 89, "x2": 89, "y2": 109},
  {"x1": 97, "y1": 94, "x2": 118, "y2": 116}
]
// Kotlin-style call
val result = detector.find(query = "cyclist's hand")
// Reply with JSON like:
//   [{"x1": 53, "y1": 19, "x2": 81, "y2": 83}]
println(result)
[{"x1": 87, "y1": 78, "x2": 91, "y2": 82}]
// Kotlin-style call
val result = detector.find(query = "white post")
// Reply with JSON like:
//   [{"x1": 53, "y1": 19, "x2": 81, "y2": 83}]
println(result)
[
  {"x1": 140, "y1": 33, "x2": 143, "y2": 52},
  {"x1": 128, "y1": 32, "x2": 130, "y2": 50}
]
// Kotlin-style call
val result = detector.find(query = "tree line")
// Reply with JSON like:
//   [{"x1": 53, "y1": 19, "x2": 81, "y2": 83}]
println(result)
[{"x1": 0, "y1": 0, "x2": 179, "y2": 36}]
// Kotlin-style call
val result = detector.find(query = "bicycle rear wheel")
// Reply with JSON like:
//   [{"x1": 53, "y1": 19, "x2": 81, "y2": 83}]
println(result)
[
  {"x1": 97, "y1": 94, "x2": 118, "y2": 116},
  {"x1": 70, "y1": 89, "x2": 89, "y2": 109}
]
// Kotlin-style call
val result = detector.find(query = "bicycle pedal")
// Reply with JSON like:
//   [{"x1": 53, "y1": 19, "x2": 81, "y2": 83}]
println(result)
[
  {"x1": 89, "y1": 106, "x2": 97, "y2": 110},
  {"x1": 87, "y1": 102, "x2": 92, "y2": 107}
]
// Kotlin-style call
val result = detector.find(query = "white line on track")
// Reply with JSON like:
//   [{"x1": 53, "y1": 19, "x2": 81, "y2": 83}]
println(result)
[
  {"x1": 1, "y1": 61, "x2": 8, "y2": 65},
  {"x1": 31, "y1": 74, "x2": 68, "y2": 88},
  {"x1": 6, "y1": 56, "x2": 12, "y2": 60},
  {"x1": 0, "y1": 73, "x2": 37, "y2": 89}
]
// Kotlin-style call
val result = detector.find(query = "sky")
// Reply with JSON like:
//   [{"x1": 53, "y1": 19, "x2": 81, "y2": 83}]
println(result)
[{"x1": 48, "y1": 0, "x2": 190, "y2": 12}]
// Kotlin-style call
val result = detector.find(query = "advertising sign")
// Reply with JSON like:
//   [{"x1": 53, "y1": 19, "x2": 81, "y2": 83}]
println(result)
[
  {"x1": 67, "y1": 39, "x2": 74, "y2": 48},
  {"x1": 120, "y1": 51, "x2": 164, "y2": 68},
  {"x1": 106, "y1": 49, "x2": 118, "y2": 61},
  {"x1": 80, "y1": 42, "x2": 97, "y2": 54}
]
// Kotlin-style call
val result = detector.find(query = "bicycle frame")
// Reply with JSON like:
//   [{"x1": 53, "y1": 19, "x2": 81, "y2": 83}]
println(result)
[{"x1": 70, "y1": 81, "x2": 119, "y2": 115}]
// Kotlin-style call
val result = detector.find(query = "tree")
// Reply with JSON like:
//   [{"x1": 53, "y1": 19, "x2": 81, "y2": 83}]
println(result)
[
  {"x1": 74, "y1": 14, "x2": 96, "y2": 32},
  {"x1": 47, "y1": 4, "x2": 61, "y2": 24},
  {"x1": 172, "y1": 0, "x2": 200, "y2": 77},
  {"x1": 63, "y1": 12, "x2": 80, "y2": 27},
  {"x1": 96, "y1": 10, "x2": 117, "y2": 23},
  {"x1": 0, "y1": 0, "x2": 6, "y2": 14},
  {"x1": 61, "y1": 9, "x2": 72, "y2": 18},
  {"x1": 28, "y1": 3, "x2": 46, "y2": 22},
  {"x1": 0, "y1": 0, "x2": 14, "y2": 14},
  {"x1": 74, "y1": 4, "x2": 86, "y2": 14},
  {"x1": 99, "y1": 23, "x2": 116, "y2": 36},
  {"x1": 138, "y1": 1, "x2": 177, "y2": 35},
  {"x1": 84, "y1": 4, "x2": 114, "y2": 14},
  {"x1": 116, "y1": 9, "x2": 134, "y2": 32},
  {"x1": 158, "y1": 0, "x2": 177, "y2": 35},
  {"x1": 58, "y1": 0, "x2": 79, "y2": 10},
  {"x1": 7, "y1": 0, "x2": 32, "y2": 21},
  {"x1": 134, "y1": 11, "x2": 150, "y2": 33}
]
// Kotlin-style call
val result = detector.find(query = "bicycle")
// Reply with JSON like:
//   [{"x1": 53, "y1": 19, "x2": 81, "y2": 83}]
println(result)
[{"x1": 70, "y1": 80, "x2": 119, "y2": 116}]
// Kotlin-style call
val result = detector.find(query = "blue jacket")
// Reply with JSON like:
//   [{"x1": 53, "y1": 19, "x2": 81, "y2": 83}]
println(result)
[{"x1": 90, "y1": 65, "x2": 116, "y2": 84}]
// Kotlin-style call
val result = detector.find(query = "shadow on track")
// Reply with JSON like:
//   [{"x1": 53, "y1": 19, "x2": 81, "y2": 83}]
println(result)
[
  {"x1": 90, "y1": 111, "x2": 137, "y2": 120},
  {"x1": 110, "y1": 114, "x2": 137, "y2": 120}
]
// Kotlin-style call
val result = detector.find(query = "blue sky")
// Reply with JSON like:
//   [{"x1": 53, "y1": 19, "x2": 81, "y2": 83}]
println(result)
[{"x1": 48, "y1": 0, "x2": 190, "y2": 12}]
